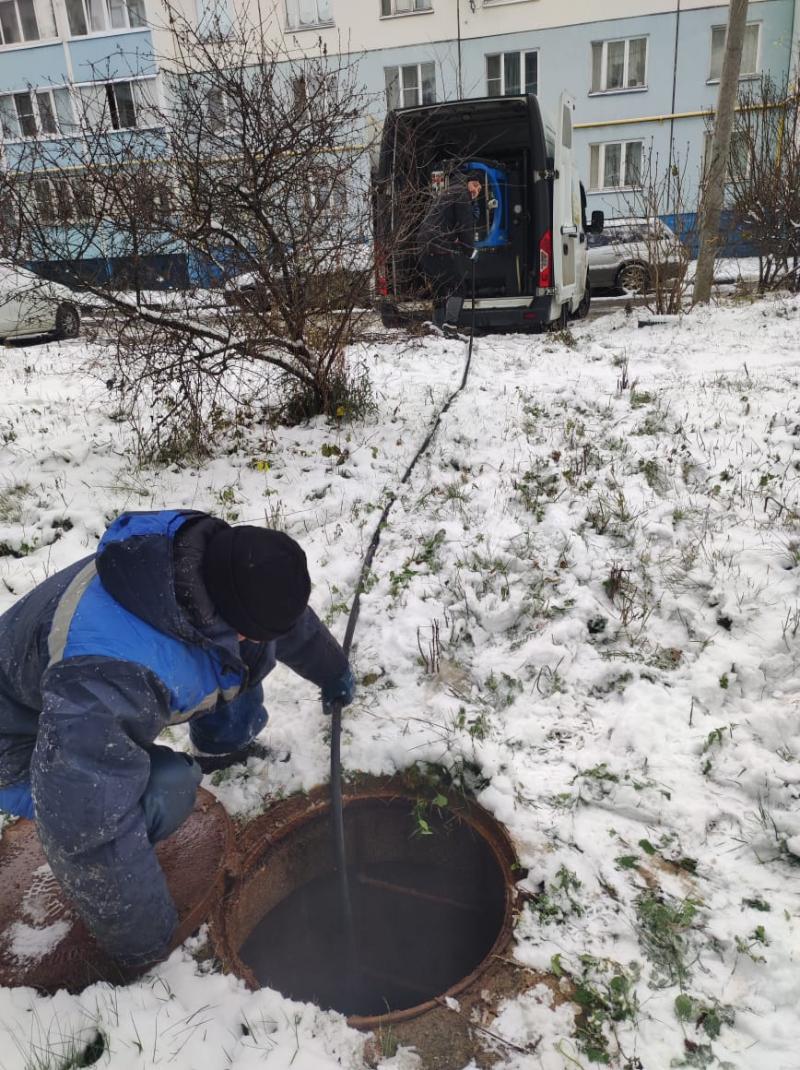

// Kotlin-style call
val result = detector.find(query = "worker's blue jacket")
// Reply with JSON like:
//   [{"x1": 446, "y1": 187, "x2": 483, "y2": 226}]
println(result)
[{"x1": 0, "y1": 509, "x2": 347, "y2": 967}]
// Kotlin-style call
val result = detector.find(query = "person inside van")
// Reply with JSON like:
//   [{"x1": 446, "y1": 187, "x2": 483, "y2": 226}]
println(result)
[{"x1": 417, "y1": 170, "x2": 481, "y2": 333}]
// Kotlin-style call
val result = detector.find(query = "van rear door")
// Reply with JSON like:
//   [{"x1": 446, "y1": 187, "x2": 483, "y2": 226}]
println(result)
[{"x1": 552, "y1": 93, "x2": 578, "y2": 305}]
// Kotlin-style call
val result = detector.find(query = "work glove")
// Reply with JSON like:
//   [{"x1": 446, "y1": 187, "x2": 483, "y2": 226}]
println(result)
[{"x1": 322, "y1": 666, "x2": 355, "y2": 714}]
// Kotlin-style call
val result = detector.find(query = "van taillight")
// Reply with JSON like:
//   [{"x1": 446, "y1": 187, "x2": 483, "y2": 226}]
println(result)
[
  {"x1": 375, "y1": 247, "x2": 388, "y2": 297},
  {"x1": 538, "y1": 230, "x2": 553, "y2": 288}
]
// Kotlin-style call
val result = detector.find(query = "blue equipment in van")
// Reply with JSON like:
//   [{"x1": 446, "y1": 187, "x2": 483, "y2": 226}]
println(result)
[{"x1": 459, "y1": 160, "x2": 509, "y2": 250}]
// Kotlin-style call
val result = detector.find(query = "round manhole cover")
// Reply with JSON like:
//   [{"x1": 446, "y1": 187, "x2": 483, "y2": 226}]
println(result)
[{"x1": 210, "y1": 777, "x2": 519, "y2": 1026}]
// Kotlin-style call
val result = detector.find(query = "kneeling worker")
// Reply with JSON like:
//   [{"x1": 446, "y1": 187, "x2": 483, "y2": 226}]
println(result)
[
  {"x1": 418, "y1": 169, "x2": 482, "y2": 331},
  {"x1": 0, "y1": 510, "x2": 354, "y2": 971}
]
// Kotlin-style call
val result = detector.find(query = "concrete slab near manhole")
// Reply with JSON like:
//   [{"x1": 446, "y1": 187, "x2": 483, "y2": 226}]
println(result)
[{"x1": 0, "y1": 787, "x2": 233, "y2": 993}]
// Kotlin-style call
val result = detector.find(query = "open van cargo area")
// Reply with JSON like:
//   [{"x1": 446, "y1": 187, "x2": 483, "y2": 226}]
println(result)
[{"x1": 374, "y1": 94, "x2": 598, "y2": 332}]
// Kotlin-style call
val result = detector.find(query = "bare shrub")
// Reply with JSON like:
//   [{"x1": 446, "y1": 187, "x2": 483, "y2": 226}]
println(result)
[
  {"x1": 727, "y1": 72, "x2": 800, "y2": 292},
  {"x1": 0, "y1": 3, "x2": 377, "y2": 458},
  {"x1": 617, "y1": 147, "x2": 695, "y2": 314}
]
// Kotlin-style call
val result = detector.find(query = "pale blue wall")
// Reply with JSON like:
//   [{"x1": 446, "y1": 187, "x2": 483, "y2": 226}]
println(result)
[
  {"x1": 67, "y1": 29, "x2": 156, "y2": 81},
  {"x1": 0, "y1": 29, "x2": 155, "y2": 93},
  {"x1": 2, "y1": 0, "x2": 795, "y2": 271},
  {"x1": 0, "y1": 43, "x2": 69, "y2": 92},
  {"x1": 348, "y1": 0, "x2": 795, "y2": 215}
]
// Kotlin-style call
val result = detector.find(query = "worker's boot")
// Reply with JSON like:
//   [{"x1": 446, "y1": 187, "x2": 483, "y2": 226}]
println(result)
[
  {"x1": 443, "y1": 294, "x2": 464, "y2": 330},
  {"x1": 191, "y1": 741, "x2": 289, "y2": 774}
]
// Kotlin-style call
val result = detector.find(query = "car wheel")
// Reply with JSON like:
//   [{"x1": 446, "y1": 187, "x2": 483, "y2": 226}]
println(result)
[
  {"x1": 616, "y1": 262, "x2": 650, "y2": 294},
  {"x1": 54, "y1": 303, "x2": 80, "y2": 340}
]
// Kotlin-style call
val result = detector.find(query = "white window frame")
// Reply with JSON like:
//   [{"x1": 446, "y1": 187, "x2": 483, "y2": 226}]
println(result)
[
  {"x1": 486, "y1": 49, "x2": 538, "y2": 97},
  {"x1": 703, "y1": 129, "x2": 751, "y2": 182},
  {"x1": 64, "y1": 0, "x2": 147, "y2": 38},
  {"x1": 75, "y1": 76, "x2": 159, "y2": 132},
  {"x1": 708, "y1": 22, "x2": 760, "y2": 83},
  {"x1": 0, "y1": 0, "x2": 40, "y2": 44},
  {"x1": 384, "y1": 62, "x2": 436, "y2": 110},
  {"x1": 590, "y1": 36, "x2": 648, "y2": 94},
  {"x1": 195, "y1": 0, "x2": 231, "y2": 37},
  {"x1": 285, "y1": 0, "x2": 333, "y2": 31},
  {"x1": 0, "y1": 86, "x2": 73, "y2": 141},
  {"x1": 380, "y1": 0, "x2": 432, "y2": 17},
  {"x1": 204, "y1": 86, "x2": 230, "y2": 132},
  {"x1": 32, "y1": 173, "x2": 89, "y2": 223},
  {"x1": 589, "y1": 140, "x2": 644, "y2": 192}
]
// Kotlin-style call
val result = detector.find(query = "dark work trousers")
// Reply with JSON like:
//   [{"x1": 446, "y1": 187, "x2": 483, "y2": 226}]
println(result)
[
  {"x1": 0, "y1": 743, "x2": 202, "y2": 844},
  {"x1": 420, "y1": 251, "x2": 471, "y2": 327},
  {"x1": 0, "y1": 686, "x2": 266, "y2": 833}
]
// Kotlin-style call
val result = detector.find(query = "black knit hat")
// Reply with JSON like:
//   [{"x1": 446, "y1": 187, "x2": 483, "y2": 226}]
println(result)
[{"x1": 202, "y1": 525, "x2": 311, "y2": 641}]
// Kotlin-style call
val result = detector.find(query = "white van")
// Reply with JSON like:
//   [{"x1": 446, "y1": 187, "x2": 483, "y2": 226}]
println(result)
[{"x1": 374, "y1": 92, "x2": 603, "y2": 331}]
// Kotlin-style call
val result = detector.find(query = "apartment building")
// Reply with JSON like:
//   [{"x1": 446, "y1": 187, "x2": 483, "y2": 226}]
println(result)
[{"x1": 1, "y1": 0, "x2": 798, "y2": 264}]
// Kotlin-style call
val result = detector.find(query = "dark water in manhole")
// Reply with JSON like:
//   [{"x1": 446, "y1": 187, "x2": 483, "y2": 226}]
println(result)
[{"x1": 238, "y1": 807, "x2": 507, "y2": 1018}]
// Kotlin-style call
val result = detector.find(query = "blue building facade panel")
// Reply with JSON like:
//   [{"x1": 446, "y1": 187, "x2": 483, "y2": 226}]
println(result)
[
  {"x1": 67, "y1": 29, "x2": 156, "y2": 82},
  {"x1": 354, "y1": 0, "x2": 795, "y2": 217},
  {"x1": 1, "y1": 0, "x2": 796, "y2": 276},
  {"x1": 0, "y1": 42, "x2": 69, "y2": 93}
]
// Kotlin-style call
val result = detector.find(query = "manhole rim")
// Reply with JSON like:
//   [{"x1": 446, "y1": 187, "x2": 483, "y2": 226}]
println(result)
[{"x1": 209, "y1": 776, "x2": 520, "y2": 1029}]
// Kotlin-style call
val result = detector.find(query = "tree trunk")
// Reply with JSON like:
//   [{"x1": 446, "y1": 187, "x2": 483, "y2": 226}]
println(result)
[{"x1": 692, "y1": 0, "x2": 750, "y2": 305}]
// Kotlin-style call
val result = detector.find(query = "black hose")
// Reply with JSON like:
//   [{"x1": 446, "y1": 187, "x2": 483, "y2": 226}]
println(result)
[
  {"x1": 329, "y1": 698, "x2": 356, "y2": 976},
  {"x1": 328, "y1": 254, "x2": 478, "y2": 992}
]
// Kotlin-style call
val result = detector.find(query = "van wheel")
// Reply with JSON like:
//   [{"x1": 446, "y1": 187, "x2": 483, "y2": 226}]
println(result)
[
  {"x1": 549, "y1": 302, "x2": 569, "y2": 332},
  {"x1": 54, "y1": 303, "x2": 80, "y2": 340},
  {"x1": 380, "y1": 304, "x2": 410, "y2": 329},
  {"x1": 574, "y1": 277, "x2": 591, "y2": 319},
  {"x1": 616, "y1": 262, "x2": 650, "y2": 294}
]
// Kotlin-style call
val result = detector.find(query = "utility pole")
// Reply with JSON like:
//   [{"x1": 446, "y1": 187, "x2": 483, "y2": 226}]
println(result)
[{"x1": 692, "y1": 0, "x2": 750, "y2": 305}]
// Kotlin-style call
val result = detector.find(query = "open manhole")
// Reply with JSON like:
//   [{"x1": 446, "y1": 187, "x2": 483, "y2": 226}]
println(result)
[{"x1": 210, "y1": 777, "x2": 519, "y2": 1026}]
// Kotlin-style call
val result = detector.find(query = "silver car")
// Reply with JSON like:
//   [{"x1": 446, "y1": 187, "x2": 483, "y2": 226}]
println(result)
[
  {"x1": 587, "y1": 217, "x2": 682, "y2": 294},
  {"x1": 0, "y1": 262, "x2": 81, "y2": 342}
]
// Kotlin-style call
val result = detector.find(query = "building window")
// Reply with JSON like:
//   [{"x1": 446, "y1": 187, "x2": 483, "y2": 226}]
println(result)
[
  {"x1": 589, "y1": 140, "x2": 643, "y2": 190},
  {"x1": 591, "y1": 37, "x2": 647, "y2": 93},
  {"x1": 285, "y1": 0, "x2": 331, "y2": 30},
  {"x1": 380, "y1": 0, "x2": 431, "y2": 15},
  {"x1": 196, "y1": 0, "x2": 231, "y2": 37},
  {"x1": 77, "y1": 78, "x2": 158, "y2": 130},
  {"x1": 65, "y1": 0, "x2": 146, "y2": 36},
  {"x1": 0, "y1": 0, "x2": 39, "y2": 44},
  {"x1": 205, "y1": 87, "x2": 229, "y2": 132},
  {"x1": 0, "y1": 87, "x2": 73, "y2": 139},
  {"x1": 28, "y1": 175, "x2": 79, "y2": 223},
  {"x1": 703, "y1": 129, "x2": 750, "y2": 181},
  {"x1": 384, "y1": 62, "x2": 435, "y2": 109},
  {"x1": 709, "y1": 23, "x2": 759, "y2": 81},
  {"x1": 486, "y1": 50, "x2": 538, "y2": 97}
]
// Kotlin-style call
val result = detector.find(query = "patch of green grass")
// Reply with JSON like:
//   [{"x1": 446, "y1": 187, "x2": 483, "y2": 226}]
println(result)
[
  {"x1": 484, "y1": 670, "x2": 523, "y2": 709},
  {"x1": 453, "y1": 704, "x2": 490, "y2": 741},
  {"x1": 0, "y1": 481, "x2": 31, "y2": 522},
  {"x1": 636, "y1": 891, "x2": 700, "y2": 988},
  {"x1": 575, "y1": 762, "x2": 620, "y2": 785},
  {"x1": 529, "y1": 865, "x2": 584, "y2": 925},
  {"x1": 0, "y1": 536, "x2": 40, "y2": 559},
  {"x1": 630, "y1": 389, "x2": 655, "y2": 409},
  {"x1": 553, "y1": 953, "x2": 639, "y2": 1065},
  {"x1": 674, "y1": 995, "x2": 735, "y2": 1041},
  {"x1": 389, "y1": 529, "x2": 447, "y2": 598},
  {"x1": 741, "y1": 896, "x2": 770, "y2": 912}
]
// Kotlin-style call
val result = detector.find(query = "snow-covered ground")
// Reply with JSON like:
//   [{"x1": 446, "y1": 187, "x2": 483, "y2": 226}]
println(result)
[{"x1": 1, "y1": 293, "x2": 800, "y2": 1069}]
